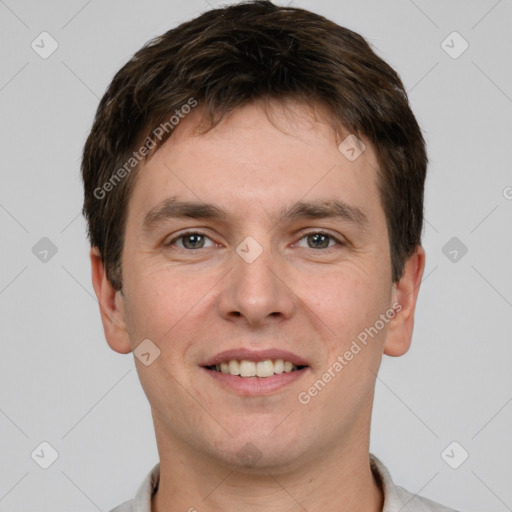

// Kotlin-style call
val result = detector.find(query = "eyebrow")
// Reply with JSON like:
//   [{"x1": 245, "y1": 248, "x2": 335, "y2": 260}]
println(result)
[{"x1": 142, "y1": 196, "x2": 369, "y2": 233}]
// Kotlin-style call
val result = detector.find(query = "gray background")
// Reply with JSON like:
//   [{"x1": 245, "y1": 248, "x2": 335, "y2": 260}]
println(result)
[{"x1": 1, "y1": 0, "x2": 511, "y2": 510}]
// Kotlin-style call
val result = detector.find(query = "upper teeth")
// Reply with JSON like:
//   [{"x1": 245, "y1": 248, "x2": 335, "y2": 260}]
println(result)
[{"x1": 214, "y1": 359, "x2": 300, "y2": 378}]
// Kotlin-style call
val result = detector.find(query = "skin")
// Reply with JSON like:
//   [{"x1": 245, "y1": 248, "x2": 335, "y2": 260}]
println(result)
[{"x1": 90, "y1": 98, "x2": 425, "y2": 512}]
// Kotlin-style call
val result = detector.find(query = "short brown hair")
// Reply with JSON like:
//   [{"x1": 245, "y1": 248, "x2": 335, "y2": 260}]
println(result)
[{"x1": 81, "y1": 0, "x2": 427, "y2": 290}]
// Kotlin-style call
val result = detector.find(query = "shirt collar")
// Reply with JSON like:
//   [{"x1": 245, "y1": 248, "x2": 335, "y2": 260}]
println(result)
[
  {"x1": 131, "y1": 453, "x2": 420, "y2": 512},
  {"x1": 370, "y1": 453, "x2": 408, "y2": 510}
]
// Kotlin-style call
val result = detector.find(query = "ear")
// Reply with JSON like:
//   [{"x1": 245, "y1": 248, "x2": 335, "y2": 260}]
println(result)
[
  {"x1": 90, "y1": 246, "x2": 132, "y2": 354},
  {"x1": 383, "y1": 245, "x2": 426, "y2": 357}
]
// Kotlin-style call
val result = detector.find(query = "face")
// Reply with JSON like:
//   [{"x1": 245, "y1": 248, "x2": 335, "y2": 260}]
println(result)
[{"x1": 91, "y1": 99, "x2": 425, "y2": 473}]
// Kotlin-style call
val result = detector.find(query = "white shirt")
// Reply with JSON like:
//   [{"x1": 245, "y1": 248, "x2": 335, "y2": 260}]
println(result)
[{"x1": 109, "y1": 453, "x2": 460, "y2": 512}]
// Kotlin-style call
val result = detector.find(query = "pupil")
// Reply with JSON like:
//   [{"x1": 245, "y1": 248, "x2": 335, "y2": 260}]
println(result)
[
  {"x1": 310, "y1": 233, "x2": 328, "y2": 249},
  {"x1": 185, "y1": 234, "x2": 203, "y2": 249}
]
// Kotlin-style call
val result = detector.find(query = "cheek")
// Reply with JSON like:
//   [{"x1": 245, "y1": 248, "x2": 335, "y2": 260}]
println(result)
[
  {"x1": 123, "y1": 266, "x2": 184, "y2": 343},
  {"x1": 124, "y1": 261, "x2": 220, "y2": 359},
  {"x1": 304, "y1": 262, "x2": 389, "y2": 344},
  {"x1": 298, "y1": 267, "x2": 389, "y2": 417}
]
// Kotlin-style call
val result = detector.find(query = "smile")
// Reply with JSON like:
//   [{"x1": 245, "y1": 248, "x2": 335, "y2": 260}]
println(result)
[
  {"x1": 202, "y1": 363, "x2": 309, "y2": 396},
  {"x1": 206, "y1": 359, "x2": 305, "y2": 378}
]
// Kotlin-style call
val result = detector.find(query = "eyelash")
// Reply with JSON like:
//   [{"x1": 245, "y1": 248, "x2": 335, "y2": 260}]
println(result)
[{"x1": 165, "y1": 229, "x2": 346, "y2": 251}]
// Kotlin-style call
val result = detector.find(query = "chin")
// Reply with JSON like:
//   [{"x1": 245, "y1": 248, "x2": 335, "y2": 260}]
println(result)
[{"x1": 203, "y1": 428, "x2": 308, "y2": 474}]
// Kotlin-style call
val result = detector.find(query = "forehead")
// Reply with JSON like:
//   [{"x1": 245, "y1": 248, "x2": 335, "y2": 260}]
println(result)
[{"x1": 127, "y1": 100, "x2": 384, "y2": 232}]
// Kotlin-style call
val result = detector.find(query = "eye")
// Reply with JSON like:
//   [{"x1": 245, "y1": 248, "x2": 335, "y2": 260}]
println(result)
[
  {"x1": 166, "y1": 231, "x2": 215, "y2": 250},
  {"x1": 295, "y1": 231, "x2": 345, "y2": 250},
  {"x1": 164, "y1": 229, "x2": 346, "y2": 251}
]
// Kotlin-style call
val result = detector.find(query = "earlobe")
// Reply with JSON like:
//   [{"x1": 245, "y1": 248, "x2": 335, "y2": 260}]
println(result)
[
  {"x1": 89, "y1": 247, "x2": 133, "y2": 355},
  {"x1": 383, "y1": 246, "x2": 426, "y2": 357}
]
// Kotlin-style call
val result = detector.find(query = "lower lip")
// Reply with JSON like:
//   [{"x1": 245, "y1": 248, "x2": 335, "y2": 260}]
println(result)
[{"x1": 202, "y1": 367, "x2": 308, "y2": 395}]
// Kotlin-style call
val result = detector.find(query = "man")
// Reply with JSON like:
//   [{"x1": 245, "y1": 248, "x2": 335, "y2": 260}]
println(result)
[{"x1": 82, "y1": 1, "x2": 460, "y2": 510}]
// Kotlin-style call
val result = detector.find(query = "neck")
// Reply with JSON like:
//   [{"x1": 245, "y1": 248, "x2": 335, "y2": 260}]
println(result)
[{"x1": 151, "y1": 422, "x2": 383, "y2": 512}]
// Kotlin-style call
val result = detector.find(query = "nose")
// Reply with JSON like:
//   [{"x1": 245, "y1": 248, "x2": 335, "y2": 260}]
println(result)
[{"x1": 217, "y1": 237, "x2": 296, "y2": 327}]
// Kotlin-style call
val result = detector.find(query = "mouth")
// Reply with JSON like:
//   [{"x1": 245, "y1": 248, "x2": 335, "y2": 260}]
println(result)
[
  {"x1": 200, "y1": 349, "x2": 310, "y2": 395},
  {"x1": 204, "y1": 359, "x2": 307, "y2": 378}
]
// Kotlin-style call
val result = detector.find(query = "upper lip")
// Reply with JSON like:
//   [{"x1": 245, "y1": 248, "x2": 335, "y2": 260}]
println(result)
[{"x1": 201, "y1": 348, "x2": 309, "y2": 367}]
